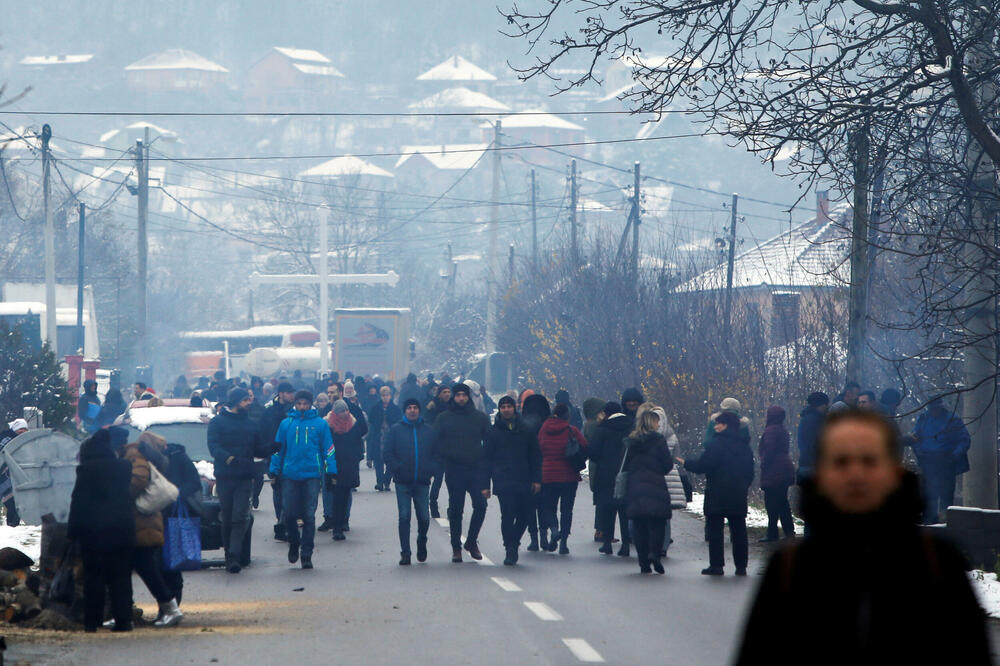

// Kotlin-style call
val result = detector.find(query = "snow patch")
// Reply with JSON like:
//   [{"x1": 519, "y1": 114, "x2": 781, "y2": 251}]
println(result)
[
  {"x1": 969, "y1": 570, "x2": 1000, "y2": 618},
  {"x1": 0, "y1": 524, "x2": 41, "y2": 563},
  {"x1": 683, "y1": 492, "x2": 804, "y2": 529}
]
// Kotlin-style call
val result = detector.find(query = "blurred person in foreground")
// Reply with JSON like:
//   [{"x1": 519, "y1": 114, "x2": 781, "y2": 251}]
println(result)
[{"x1": 735, "y1": 409, "x2": 990, "y2": 665}]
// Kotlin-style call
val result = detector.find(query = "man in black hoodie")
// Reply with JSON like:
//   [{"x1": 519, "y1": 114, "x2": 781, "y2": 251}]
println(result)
[
  {"x1": 481, "y1": 396, "x2": 542, "y2": 565},
  {"x1": 621, "y1": 387, "x2": 644, "y2": 426},
  {"x1": 434, "y1": 383, "x2": 490, "y2": 562},
  {"x1": 260, "y1": 382, "x2": 295, "y2": 540}
]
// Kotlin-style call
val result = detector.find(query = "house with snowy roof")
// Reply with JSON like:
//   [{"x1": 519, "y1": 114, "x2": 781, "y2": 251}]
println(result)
[
  {"x1": 674, "y1": 191, "x2": 851, "y2": 346},
  {"x1": 481, "y1": 110, "x2": 586, "y2": 167},
  {"x1": 394, "y1": 143, "x2": 490, "y2": 191},
  {"x1": 246, "y1": 47, "x2": 344, "y2": 108},
  {"x1": 125, "y1": 49, "x2": 228, "y2": 93},
  {"x1": 417, "y1": 55, "x2": 497, "y2": 91}
]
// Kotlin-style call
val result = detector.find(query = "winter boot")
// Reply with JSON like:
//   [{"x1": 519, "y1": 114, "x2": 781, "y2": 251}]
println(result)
[
  {"x1": 598, "y1": 543, "x2": 613, "y2": 555},
  {"x1": 399, "y1": 553, "x2": 411, "y2": 566},
  {"x1": 301, "y1": 556, "x2": 313, "y2": 569},
  {"x1": 652, "y1": 559, "x2": 665, "y2": 575},
  {"x1": 617, "y1": 544, "x2": 631, "y2": 558},
  {"x1": 464, "y1": 541, "x2": 483, "y2": 561},
  {"x1": 318, "y1": 517, "x2": 333, "y2": 532},
  {"x1": 274, "y1": 523, "x2": 287, "y2": 542},
  {"x1": 701, "y1": 566, "x2": 724, "y2": 576},
  {"x1": 452, "y1": 548, "x2": 463, "y2": 563},
  {"x1": 416, "y1": 538, "x2": 428, "y2": 563},
  {"x1": 288, "y1": 542, "x2": 300, "y2": 564},
  {"x1": 558, "y1": 538, "x2": 569, "y2": 555},
  {"x1": 546, "y1": 531, "x2": 561, "y2": 553},
  {"x1": 527, "y1": 532, "x2": 540, "y2": 552},
  {"x1": 153, "y1": 599, "x2": 183, "y2": 628},
  {"x1": 503, "y1": 547, "x2": 517, "y2": 566},
  {"x1": 332, "y1": 531, "x2": 346, "y2": 541}
]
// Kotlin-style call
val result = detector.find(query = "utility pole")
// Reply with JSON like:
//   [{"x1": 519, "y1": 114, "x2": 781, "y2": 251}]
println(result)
[
  {"x1": 76, "y1": 203, "x2": 86, "y2": 354},
  {"x1": 531, "y1": 169, "x2": 538, "y2": 272},
  {"x1": 319, "y1": 207, "x2": 330, "y2": 377},
  {"x1": 724, "y1": 193, "x2": 739, "y2": 339},
  {"x1": 569, "y1": 160, "x2": 578, "y2": 265},
  {"x1": 846, "y1": 120, "x2": 871, "y2": 387},
  {"x1": 135, "y1": 131, "x2": 149, "y2": 365},
  {"x1": 508, "y1": 243, "x2": 515, "y2": 285},
  {"x1": 485, "y1": 120, "x2": 501, "y2": 394},
  {"x1": 41, "y1": 124, "x2": 57, "y2": 351},
  {"x1": 632, "y1": 162, "x2": 641, "y2": 280}
]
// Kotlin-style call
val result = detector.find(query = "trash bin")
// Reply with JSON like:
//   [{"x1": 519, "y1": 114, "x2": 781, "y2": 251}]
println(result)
[{"x1": 2, "y1": 430, "x2": 79, "y2": 524}]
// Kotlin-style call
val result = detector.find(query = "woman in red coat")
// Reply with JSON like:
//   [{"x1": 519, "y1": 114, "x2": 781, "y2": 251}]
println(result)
[{"x1": 536, "y1": 403, "x2": 587, "y2": 554}]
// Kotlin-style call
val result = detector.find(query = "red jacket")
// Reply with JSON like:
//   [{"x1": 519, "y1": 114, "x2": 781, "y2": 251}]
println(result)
[{"x1": 537, "y1": 417, "x2": 587, "y2": 483}]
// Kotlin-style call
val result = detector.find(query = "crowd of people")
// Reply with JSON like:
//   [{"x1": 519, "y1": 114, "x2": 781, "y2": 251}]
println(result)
[{"x1": 29, "y1": 367, "x2": 986, "y2": 653}]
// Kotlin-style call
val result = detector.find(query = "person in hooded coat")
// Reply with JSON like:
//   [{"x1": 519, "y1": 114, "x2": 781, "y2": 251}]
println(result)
[
  {"x1": 520, "y1": 393, "x2": 552, "y2": 550},
  {"x1": 537, "y1": 403, "x2": 588, "y2": 555},
  {"x1": 77, "y1": 379, "x2": 102, "y2": 433},
  {"x1": 368, "y1": 386, "x2": 403, "y2": 492},
  {"x1": 620, "y1": 387, "x2": 644, "y2": 427},
  {"x1": 69, "y1": 429, "x2": 135, "y2": 633},
  {"x1": 480, "y1": 396, "x2": 542, "y2": 565},
  {"x1": 96, "y1": 388, "x2": 127, "y2": 429},
  {"x1": 326, "y1": 399, "x2": 367, "y2": 540},
  {"x1": 582, "y1": 397, "x2": 607, "y2": 539},
  {"x1": 397, "y1": 373, "x2": 424, "y2": 409},
  {"x1": 679, "y1": 411, "x2": 755, "y2": 576},
  {"x1": 623, "y1": 408, "x2": 674, "y2": 574},
  {"x1": 735, "y1": 410, "x2": 990, "y2": 665},
  {"x1": 588, "y1": 401, "x2": 633, "y2": 556},
  {"x1": 759, "y1": 405, "x2": 796, "y2": 542}
]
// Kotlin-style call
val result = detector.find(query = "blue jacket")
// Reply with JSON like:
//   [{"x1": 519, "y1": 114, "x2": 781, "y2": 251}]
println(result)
[
  {"x1": 383, "y1": 416, "x2": 440, "y2": 486},
  {"x1": 270, "y1": 408, "x2": 336, "y2": 480},
  {"x1": 796, "y1": 406, "x2": 825, "y2": 480},
  {"x1": 913, "y1": 409, "x2": 971, "y2": 473}
]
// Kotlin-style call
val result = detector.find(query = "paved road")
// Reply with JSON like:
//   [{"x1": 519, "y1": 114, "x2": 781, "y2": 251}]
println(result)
[{"x1": 22, "y1": 468, "x2": 766, "y2": 665}]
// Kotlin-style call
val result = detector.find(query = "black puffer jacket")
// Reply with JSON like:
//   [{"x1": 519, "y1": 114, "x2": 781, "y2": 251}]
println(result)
[
  {"x1": 588, "y1": 414, "x2": 632, "y2": 506},
  {"x1": 736, "y1": 473, "x2": 990, "y2": 665},
  {"x1": 68, "y1": 431, "x2": 135, "y2": 552},
  {"x1": 683, "y1": 428, "x2": 755, "y2": 516},
  {"x1": 623, "y1": 432, "x2": 674, "y2": 519},
  {"x1": 481, "y1": 415, "x2": 542, "y2": 495},
  {"x1": 434, "y1": 400, "x2": 490, "y2": 470},
  {"x1": 383, "y1": 416, "x2": 440, "y2": 486},
  {"x1": 208, "y1": 408, "x2": 271, "y2": 481},
  {"x1": 260, "y1": 399, "x2": 293, "y2": 451}
]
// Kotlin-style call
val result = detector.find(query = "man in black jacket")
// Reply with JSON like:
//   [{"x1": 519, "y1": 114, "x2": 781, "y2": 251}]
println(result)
[
  {"x1": 425, "y1": 385, "x2": 451, "y2": 518},
  {"x1": 260, "y1": 382, "x2": 295, "y2": 540},
  {"x1": 383, "y1": 399, "x2": 440, "y2": 565},
  {"x1": 481, "y1": 396, "x2": 542, "y2": 565},
  {"x1": 368, "y1": 386, "x2": 402, "y2": 492},
  {"x1": 208, "y1": 388, "x2": 273, "y2": 573},
  {"x1": 434, "y1": 383, "x2": 490, "y2": 562}
]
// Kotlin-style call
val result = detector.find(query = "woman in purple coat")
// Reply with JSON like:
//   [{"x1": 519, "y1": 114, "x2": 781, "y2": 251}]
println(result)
[{"x1": 759, "y1": 405, "x2": 796, "y2": 542}]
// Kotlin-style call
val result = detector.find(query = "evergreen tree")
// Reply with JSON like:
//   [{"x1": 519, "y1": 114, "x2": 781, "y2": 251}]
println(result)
[{"x1": 0, "y1": 325, "x2": 74, "y2": 429}]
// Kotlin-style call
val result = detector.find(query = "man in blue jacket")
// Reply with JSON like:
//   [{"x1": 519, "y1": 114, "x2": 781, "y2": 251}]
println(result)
[
  {"x1": 383, "y1": 399, "x2": 440, "y2": 566},
  {"x1": 271, "y1": 390, "x2": 336, "y2": 569},
  {"x1": 796, "y1": 392, "x2": 829, "y2": 483},
  {"x1": 910, "y1": 397, "x2": 971, "y2": 524}
]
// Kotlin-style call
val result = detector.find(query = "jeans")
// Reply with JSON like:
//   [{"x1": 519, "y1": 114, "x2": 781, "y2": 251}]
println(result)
[
  {"x1": 217, "y1": 477, "x2": 254, "y2": 566},
  {"x1": 632, "y1": 516, "x2": 666, "y2": 566},
  {"x1": 541, "y1": 482, "x2": 577, "y2": 540},
  {"x1": 282, "y1": 477, "x2": 322, "y2": 558},
  {"x1": 395, "y1": 483, "x2": 430, "y2": 555},
  {"x1": 763, "y1": 485, "x2": 795, "y2": 538},
  {"x1": 82, "y1": 546, "x2": 133, "y2": 631},
  {"x1": 132, "y1": 546, "x2": 173, "y2": 603},
  {"x1": 706, "y1": 514, "x2": 748, "y2": 570},
  {"x1": 371, "y1": 438, "x2": 388, "y2": 488},
  {"x1": 430, "y1": 473, "x2": 444, "y2": 509},
  {"x1": 498, "y1": 490, "x2": 534, "y2": 549},
  {"x1": 446, "y1": 466, "x2": 488, "y2": 549},
  {"x1": 598, "y1": 502, "x2": 629, "y2": 547},
  {"x1": 331, "y1": 484, "x2": 353, "y2": 532},
  {"x1": 921, "y1": 460, "x2": 956, "y2": 524}
]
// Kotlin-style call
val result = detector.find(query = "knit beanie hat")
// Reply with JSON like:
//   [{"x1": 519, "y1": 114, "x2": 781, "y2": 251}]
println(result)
[
  {"x1": 582, "y1": 398, "x2": 605, "y2": 420},
  {"x1": 343, "y1": 381, "x2": 357, "y2": 398},
  {"x1": 720, "y1": 397, "x2": 742, "y2": 413},
  {"x1": 332, "y1": 399, "x2": 349, "y2": 414},
  {"x1": 452, "y1": 383, "x2": 471, "y2": 397},
  {"x1": 555, "y1": 389, "x2": 570, "y2": 405},
  {"x1": 226, "y1": 387, "x2": 250, "y2": 407},
  {"x1": 294, "y1": 390, "x2": 314, "y2": 404},
  {"x1": 807, "y1": 392, "x2": 830, "y2": 407},
  {"x1": 498, "y1": 395, "x2": 516, "y2": 409},
  {"x1": 277, "y1": 381, "x2": 295, "y2": 394},
  {"x1": 403, "y1": 398, "x2": 422, "y2": 411}
]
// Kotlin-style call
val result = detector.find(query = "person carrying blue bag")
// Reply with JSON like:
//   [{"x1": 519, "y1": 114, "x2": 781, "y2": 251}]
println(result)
[{"x1": 271, "y1": 390, "x2": 336, "y2": 570}]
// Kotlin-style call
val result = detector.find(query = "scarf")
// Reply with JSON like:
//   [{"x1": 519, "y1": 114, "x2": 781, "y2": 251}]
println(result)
[{"x1": 328, "y1": 411, "x2": 356, "y2": 435}]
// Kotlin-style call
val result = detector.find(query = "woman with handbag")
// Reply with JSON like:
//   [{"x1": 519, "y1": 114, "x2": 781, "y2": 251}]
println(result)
[
  {"x1": 117, "y1": 432, "x2": 184, "y2": 628},
  {"x1": 536, "y1": 403, "x2": 588, "y2": 554},
  {"x1": 622, "y1": 408, "x2": 674, "y2": 574},
  {"x1": 68, "y1": 429, "x2": 135, "y2": 632}
]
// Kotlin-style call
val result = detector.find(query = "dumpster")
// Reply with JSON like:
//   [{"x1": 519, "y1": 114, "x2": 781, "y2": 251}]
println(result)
[{"x1": 1, "y1": 430, "x2": 79, "y2": 524}]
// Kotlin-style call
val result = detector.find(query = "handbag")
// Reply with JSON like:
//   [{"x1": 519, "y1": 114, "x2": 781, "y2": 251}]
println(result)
[
  {"x1": 135, "y1": 463, "x2": 179, "y2": 515},
  {"x1": 162, "y1": 500, "x2": 202, "y2": 571},
  {"x1": 564, "y1": 431, "x2": 588, "y2": 472},
  {"x1": 47, "y1": 541, "x2": 77, "y2": 605},
  {"x1": 613, "y1": 441, "x2": 631, "y2": 501}
]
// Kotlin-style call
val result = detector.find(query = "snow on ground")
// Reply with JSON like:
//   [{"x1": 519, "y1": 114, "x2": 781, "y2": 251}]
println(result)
[
  {"x1": 683, "y1": 492, "x2": 804, "y2": 529},
  {"x1": 0, "y1": 524, "x2": 41, "y2": 563},
  {"x1": 969, "y1": 571, "x2": 1000, "y2": 618}
]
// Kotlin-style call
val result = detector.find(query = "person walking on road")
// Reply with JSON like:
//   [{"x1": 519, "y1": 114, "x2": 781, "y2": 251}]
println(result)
[
  {"x1": 272, "y1": 390, "x2": 335, "y2": 569},
  {"x1": 368, "y1": 386, "x2": 402, "y2": 492},
  {"x1": 588, "y1": 401, "x2": 632, "y2": 557},
  {"x1": 481, "y1": 396, "x2": 542, "y2": 565},
  {"x1": 735, "y1": 410, "x2": 991, "y2": 665},
  {"x1": 69, "y1": 429, "x2": 135, "y2": 633},
  {"x1": 434, "y1": 383, "x2": 490, "y2": 563},
  {"x1": 383, "y1": 399, "x2": 440, "y2": 565},
  {"x1": 209, "y1": 387, "x2": 273, "y2": 573},
  {"x1": 758, "y1": 405, "x2": 796, "y2": 542},
  {"x1": 537, "y1": 403, "x2": 588, "y2": 555},
  {"x1": 325, "y1": 399, "x2": 367, "y2": 540},
  {"x1": 622, "y1": 408, "x2": 674, "y2": 574},
  {"x1": 424, "y1": 385, "x2": 451, "y2": 518},
  {"x1": 520, "y1": 393, "x2": 552, "y2": 551},
  {"x1": 678, "y1": 411, "x2": 755, "y2": 576},
  {"x1": 260, "y1": 382, "x2": 296, "y2": 541}
]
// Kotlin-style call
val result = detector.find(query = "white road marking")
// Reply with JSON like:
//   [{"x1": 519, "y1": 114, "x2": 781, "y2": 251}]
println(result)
[
  {"x1": 490, "y1": 577, "x2": 522, "y2": 592},
  {"x1": 435, "y1": 517, "x2": 449, "y2": 528},
  {"x1": 524, "y1": 601, "x2": 563, "y2": 621},
  {"x1": 475, "y1": 553, "x2": 495, "y2": 566},
  {"x1": 562, "y1": 639, "x2": 605, "y2": 663}
]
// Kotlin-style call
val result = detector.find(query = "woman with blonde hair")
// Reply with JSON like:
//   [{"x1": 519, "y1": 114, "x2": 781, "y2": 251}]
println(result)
[{"x1": 622, "y1": 406, "x2": 674, "y2": 574}]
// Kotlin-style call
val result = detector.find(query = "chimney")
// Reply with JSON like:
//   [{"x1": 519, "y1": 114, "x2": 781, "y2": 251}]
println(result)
[{"x1": 816, "y1": 190, "x2": 830, "y2": 223}]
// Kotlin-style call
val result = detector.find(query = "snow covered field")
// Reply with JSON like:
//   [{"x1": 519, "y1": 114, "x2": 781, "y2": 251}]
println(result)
[
  {"x1": 0, "y1": 524, "x2": 41, "y2": 563},
  {"x1": 969, "y1": 571, "x2": 1000, "y2": 618}
]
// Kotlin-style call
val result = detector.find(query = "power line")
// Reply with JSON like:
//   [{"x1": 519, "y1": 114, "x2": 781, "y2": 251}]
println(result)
[{"x1": 0, "y1": 108, "x2": 704, "y2": 118}]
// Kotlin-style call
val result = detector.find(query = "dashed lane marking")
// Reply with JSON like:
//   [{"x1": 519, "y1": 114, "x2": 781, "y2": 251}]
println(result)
[
  {"x1": 524, "y1": 601, "x2": 563, "y2": 621},
  {"x1": 490, "y1": 577, "x2": 522, "y2": 592},
  {"x1": 475, "y1": 553, "x2": 495, "y2": 566},
  {"x1": 562, "y1": 639, "x2": 605, "y2": 663}
]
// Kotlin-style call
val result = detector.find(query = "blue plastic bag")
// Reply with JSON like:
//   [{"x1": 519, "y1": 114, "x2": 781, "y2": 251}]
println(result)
[{"x1": 163, "y1": 500, "x2": 202, "y2": 571}]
